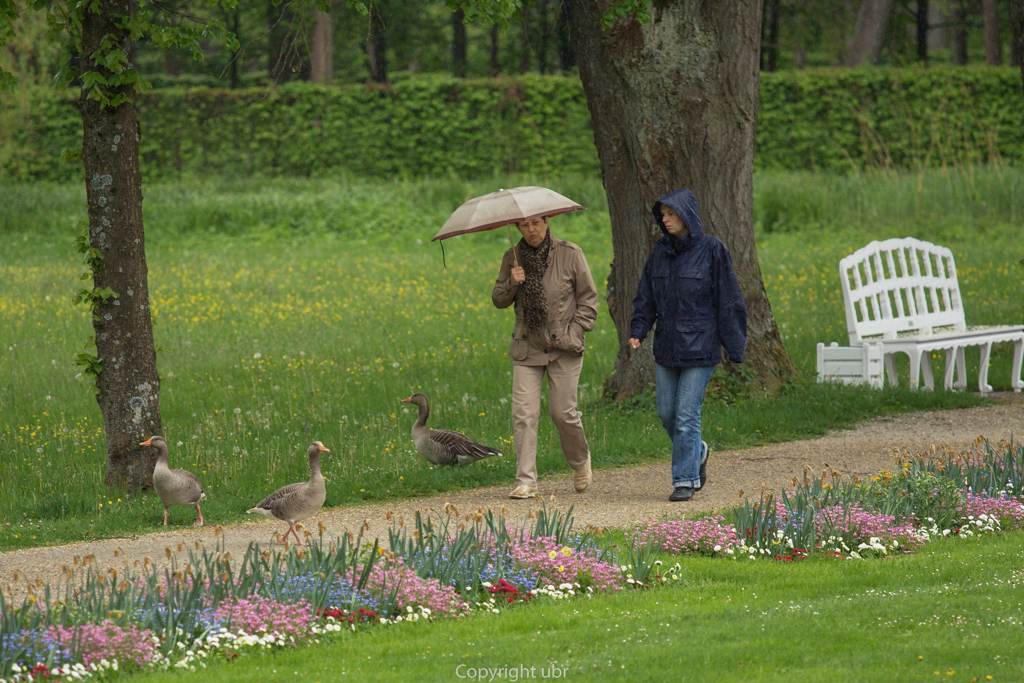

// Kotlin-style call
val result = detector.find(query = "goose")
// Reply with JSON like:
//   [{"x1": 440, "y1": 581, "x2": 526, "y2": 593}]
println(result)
[
  {"x1": 400, "y1": 393, "x2": 501, "y2": 467},
  {"x1": 247, "y1": 441, "x2": 329, "y2": 545},
  {"x1": 140, "y1": 436, "x2": 206, "y2": 527}
]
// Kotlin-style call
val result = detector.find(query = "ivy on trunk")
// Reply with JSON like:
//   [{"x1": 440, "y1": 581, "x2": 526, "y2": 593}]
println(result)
[{"x1": 82, "y1": 0, "x2": 163, "y2": 492}]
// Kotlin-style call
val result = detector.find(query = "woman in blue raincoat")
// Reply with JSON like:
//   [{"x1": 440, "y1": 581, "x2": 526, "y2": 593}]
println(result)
[{"x1": 628, "y1": 189, "x2": 747, "y2": 501}]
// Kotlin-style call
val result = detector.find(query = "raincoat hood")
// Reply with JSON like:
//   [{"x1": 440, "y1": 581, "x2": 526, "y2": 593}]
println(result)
[{"x1": 653, "y1": 189, "x2": 704, "y2": 252}]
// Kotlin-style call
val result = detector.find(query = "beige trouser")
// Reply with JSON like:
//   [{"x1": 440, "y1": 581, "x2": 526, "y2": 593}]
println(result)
[{"x1": 512, "y1": 352, "x2": 590, "y2": 488}]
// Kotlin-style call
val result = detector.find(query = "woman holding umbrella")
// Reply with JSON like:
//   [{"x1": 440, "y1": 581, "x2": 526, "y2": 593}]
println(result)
[
  {"x1": 492, "y1": 214, "x2": 599, "y2": 499},
  {"x1": 628, "y1": 189, "x2": 747, "y2": 502}
]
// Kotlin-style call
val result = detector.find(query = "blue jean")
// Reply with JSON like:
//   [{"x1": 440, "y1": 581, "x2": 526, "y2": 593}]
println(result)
[{"x1": 655, "y1": 363, "x2": 715, "y2": 489}]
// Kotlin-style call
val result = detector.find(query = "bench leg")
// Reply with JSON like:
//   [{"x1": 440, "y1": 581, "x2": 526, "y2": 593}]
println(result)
[
  {"x1": 920, "y1": 351, "x2": 935, "y2": 391},
  {"x1": 944, "y1": 346, "x2": 967, "y2": 391},
  {"x1": 1012, "y1": 339, "x2": 1023, "y2": 393},
  {"x1": 943, "y1": 348, "x2": 957, "y2": 391},
  {"x1": 884, "y1": 353, "x2": 899, "y2": 388},
  {"x1": 978, "y1": 343, "x2": 993, "y2": 394},
  {"x1": 908, "y1": 350, "x2": 923, "y2": 391}
]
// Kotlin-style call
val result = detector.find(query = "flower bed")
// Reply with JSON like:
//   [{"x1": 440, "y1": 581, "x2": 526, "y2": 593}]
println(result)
[{"x1": 2, "y1": 438, "x2": 1023, "y2": 682}]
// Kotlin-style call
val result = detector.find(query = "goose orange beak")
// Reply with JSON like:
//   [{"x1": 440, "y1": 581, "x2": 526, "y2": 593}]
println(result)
[
  {"x1": 318, "y1": 444, "x2": 330, "y2": 453},
  {"x1": 400, "y1": 397, "x2": 413, "y2": 403},
  {"x1": 140, "y1": 438, "x2": 153, "y2": 447}
]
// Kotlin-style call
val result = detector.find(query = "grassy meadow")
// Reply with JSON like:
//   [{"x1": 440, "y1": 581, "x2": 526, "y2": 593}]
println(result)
[{"x1": 1, "y1": 167, "x2": 1022, "y2": 550}]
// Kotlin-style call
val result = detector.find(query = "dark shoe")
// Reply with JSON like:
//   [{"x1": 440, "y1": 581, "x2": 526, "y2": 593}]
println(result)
[
  {"x1": 669, "y1": 486, "x2": 694, "y2": 502},
  {"x1": 698, "y1": 440, "x2": 710, "y2": 490}
]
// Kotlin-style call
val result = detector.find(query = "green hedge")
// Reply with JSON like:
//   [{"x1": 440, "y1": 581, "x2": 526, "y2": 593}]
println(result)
[
  {"x1": 1, "y1": 67, "x2": 1021, "y2": 182},
  {"x1": 757, "y1": 67, "x2": 1024, "y2": 170}
]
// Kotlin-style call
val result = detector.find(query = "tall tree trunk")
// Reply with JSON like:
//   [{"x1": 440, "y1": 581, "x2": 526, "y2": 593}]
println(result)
[
  {"x1": 536, "y1": 0, "x2": 550, "y2": 74},
  {"x1": 366, "y1": 0, "x2": 388, "y2": 83},
  {"x1": 761, "y1": 0, "x2": 780, "y2": 71},
  {"x1": 519, "y1": 7, "x2": 532, "y2": 73},
  {"x1": 1011, "y1": 0, "x2": 1024, "y2": 79},
  {"x1": 951, "y1": 1, "x2": 969, "y2": 64},
  {"x1": 311, "y1": 5, "x2": 334, "y2": 83},
  {"x1": 267, "y1": 0, "x2": 294, "y2": 83},
  {"x1": 490, "y1": 23, "x2": 500, "y2": 76},
  {"x1": 556, "y1": 0, "x2": 576, "y2": 72},
  {"x1": 916, "y1": 0, "x2": 930, "y2": 63},
  {"x1": 847, "y1": 0, "x2": 896, "y2": 66},
  {"x1": 229, "y1": 7, "x2": 241, "y2": 88},
  {"x1": 80, "y1": 0, "x2": 161, "y2": 492},
  {"x1": 452, "y1": 8, "x2": 467, "y2": 78},
  {"x1": 982, "y1": 0, "x2": 1002, "y2": 64},
  {"x1": 570, "y1": 1, "x2": 795, "y2": 398}
]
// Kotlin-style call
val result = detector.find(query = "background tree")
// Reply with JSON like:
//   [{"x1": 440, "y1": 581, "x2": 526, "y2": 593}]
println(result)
[
  {"x1": 452, "y1": 7, "x2": 467, "y2": 76},
  {"x1": 566, "y1": 1, "x2": 794, "y2": 398},
  {"x1": 311, "y1": 3, "x2": 335, "y2": 83},
  {"x1": 555, "y1": 0, "x2": 575, "y2": 72},
  {"x1": 762, "y1": 0, "x2": 782, "y2": 71},
  {"x1": 848, "y1": 0, "x2": 897, "y2": 65},
  {"x1": 1011, "y1": 0, "x2": 1024, "y2": 90},
  {"x1": 366, "y1": 0, "x2": 388, "y2": 81},
  {"x1": 983, "y1": 0, "x2": 1002, "y2": 63},
  {"x1": 268, "y1": 0, "x2": 301, "y2": 81},
  {"x1": 490, "y1": 21, "x2": 500, "y2": 74},
  {"x1": 0, "y1": 0, "x2": 362, "y2": 492},
  {"x1": 950, "y1": 0, "x2": 971, "y2": 64},
  {"x1": 913, "y1": 0, "x2": 931, "y2": 62}
]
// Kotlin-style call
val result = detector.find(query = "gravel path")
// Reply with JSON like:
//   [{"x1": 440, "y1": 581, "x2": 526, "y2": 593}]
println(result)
[{"x1": 2, "y1": 394, "x2": 1021, "y2": 597}]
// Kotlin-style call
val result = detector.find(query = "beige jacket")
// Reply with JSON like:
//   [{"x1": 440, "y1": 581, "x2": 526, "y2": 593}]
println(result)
[{"x1": 491, "y1": 236, "x2": 599, "y2": 366}]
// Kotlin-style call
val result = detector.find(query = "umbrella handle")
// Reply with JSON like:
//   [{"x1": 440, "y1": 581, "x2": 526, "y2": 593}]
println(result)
[{"x1": 506, "y1": 223, "x2": 519, "y2": 268}]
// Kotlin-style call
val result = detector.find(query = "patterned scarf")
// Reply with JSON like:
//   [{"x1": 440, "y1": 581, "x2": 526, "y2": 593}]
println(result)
[{"x1": 517, "y1": 229, "x2": 551, "y2": 345}]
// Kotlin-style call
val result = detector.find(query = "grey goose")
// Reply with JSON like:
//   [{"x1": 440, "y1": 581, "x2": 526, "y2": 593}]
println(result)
[
  {"x1": 401, "y1": 393, "x2": 501, "y2": 467},
  {"x1": 247, "y1": 441, "x2": 329, "y2": 545},
  {"x1": 141, "y1": 435, "x2": 206, "y2": 527}
]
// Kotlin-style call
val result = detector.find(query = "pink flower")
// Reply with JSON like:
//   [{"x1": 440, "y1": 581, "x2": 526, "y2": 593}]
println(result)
[
  {"x1": 508, "y1": 538, "x2": 621, "y2": 591},
  {"x1": 46, "y1": 621, "x2": 158, "y2": 668}
]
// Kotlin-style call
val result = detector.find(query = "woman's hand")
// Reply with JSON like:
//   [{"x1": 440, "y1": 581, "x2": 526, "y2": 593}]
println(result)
[
  {"x1": 511, "y1": 266, "x2": 525, "y2": 285},
  {"x1": 628, "y1": 338, "x2": 641, "y2": 350}
]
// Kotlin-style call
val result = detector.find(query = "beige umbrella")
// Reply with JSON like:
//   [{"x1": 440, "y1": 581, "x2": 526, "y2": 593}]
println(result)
[{"x1": 432, "y1": 186, "x2": 585, "y2": 266}]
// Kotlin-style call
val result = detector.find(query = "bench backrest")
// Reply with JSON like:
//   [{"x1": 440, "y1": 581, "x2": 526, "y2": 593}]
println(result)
[{"x1": 839, "y1": 237, "x2": 966, "y2": 344}]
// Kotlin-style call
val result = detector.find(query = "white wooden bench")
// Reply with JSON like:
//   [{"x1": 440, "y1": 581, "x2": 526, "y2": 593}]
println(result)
[
  {"x1": 817, "y1": 342, "x2": 884, "y2": 389},
  {"x1": 834, "y1": 237, "x2": 1023, "y2": 393}
]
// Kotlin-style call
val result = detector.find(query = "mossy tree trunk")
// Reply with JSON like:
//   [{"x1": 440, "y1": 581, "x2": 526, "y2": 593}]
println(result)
[
  {"x1": 80, "y1": 0, "x2": 161, "y2": 492},
  {"x1": 569, "y1": 0, "x2": 795, "y2": 399}
]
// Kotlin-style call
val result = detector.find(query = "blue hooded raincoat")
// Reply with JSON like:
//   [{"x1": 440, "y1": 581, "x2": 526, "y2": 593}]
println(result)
[{"x1": 629, "y1": 189, "x2": 747, "y2": 367}]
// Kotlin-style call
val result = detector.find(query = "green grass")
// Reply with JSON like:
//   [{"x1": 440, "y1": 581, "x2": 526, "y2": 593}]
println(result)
[
  {"x1": 123, "y1": 531, "x2": 1024, "y2": 682},
  {"x1": 1, "y1": 167, "x2": 1021, "y2": 551}
]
